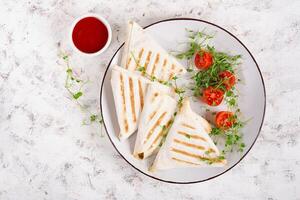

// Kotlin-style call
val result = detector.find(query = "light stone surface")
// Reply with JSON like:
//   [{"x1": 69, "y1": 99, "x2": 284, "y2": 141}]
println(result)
[{"x1": 0, "y1": 0, "x2": 299, "y2": 199}]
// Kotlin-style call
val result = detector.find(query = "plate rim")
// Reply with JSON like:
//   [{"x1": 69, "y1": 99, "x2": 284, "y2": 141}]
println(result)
[{"x1": 99, "y1": 17, "x2": 266, "y2": 184}]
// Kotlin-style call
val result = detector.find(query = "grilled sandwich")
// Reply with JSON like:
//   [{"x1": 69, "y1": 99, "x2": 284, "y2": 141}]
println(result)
[
  {"x1": 121, "y1": 21, "x2": 186, "y2": 82},
  {"x1": 133, "y1": 83, "x2": 177, "y2": 159},
  {"x1": 150, "y1": 98, "x2": 226, "y2": 171},
  {"x1": 111, "y1": 65, "x2": 150, "y2": 140}
]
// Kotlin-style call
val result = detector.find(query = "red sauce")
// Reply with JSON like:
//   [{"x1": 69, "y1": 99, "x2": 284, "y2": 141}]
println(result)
[{"x1": 72, "y1": 17, "x2": 108, "y2": 54}]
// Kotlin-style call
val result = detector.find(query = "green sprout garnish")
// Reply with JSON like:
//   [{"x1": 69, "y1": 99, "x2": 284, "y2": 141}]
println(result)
[
  {"x1": 175, "y1": 30, "x2": 247, "y2": 157},
  {"x1": 210, "y1": 112, "x2": 247, "y2": 153},
  {"x1": 60, "y1": 52, "x2": 104, "y2": 137}
]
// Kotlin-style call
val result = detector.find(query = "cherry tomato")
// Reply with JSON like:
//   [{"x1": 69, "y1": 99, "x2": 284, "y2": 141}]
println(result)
[
  {"x1": 194, "y1": 51, "x2": 213, "y2": 70},
  {"x1": 219, "y1": 70, "x2": 236, "y2": 90},
  {"x1": 202, "y1": 86, "x2": 224, "y2": 106},
  {"x1": 215, "y1": 111, "x2": 235, "y2": 129}
]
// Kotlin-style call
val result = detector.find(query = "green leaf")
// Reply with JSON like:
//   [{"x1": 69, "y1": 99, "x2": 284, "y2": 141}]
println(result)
[
  {"x1": 175, "y1": 88, "x2": 185, "y2": 94},
  {"x1": 73, "y1": 91, "x2": 83, "y2": 99},
  {"x1": 187, "y1": 67, "x2": 194, "y2": 72},
  {"x1": 210, "y1": 127, "x2": 222, "y2": 135},
  {"x1": 90, "y1": 115, "x2": 97, "y2": 122},
  {"x1": 137, "y1": 66, "x2": 145, "y2": 72},
  {"x1": 150, "y1": 76, "x2": 156, "y2": 81},
  {"x1": 218, "y1": 155, "x2": 225, "y2": 160},
  {"x1": 163, "y1": 81, "x2": 172, "y2": 86},
  {"x1": 228, "y1": 98, "x2": 236, "y2": 107},
  {"x1": 226, "y1": 90, "x2": 233, "y2": 97},
  {"x1": 66, "y1": 68, "x2": 72, "y2": 73},
  {"x1": 159, "y1": 134, "x2": 168, "y2": 147},
  {"x1": 239, "y1": 142, "x2": 246, "y2": 152}
]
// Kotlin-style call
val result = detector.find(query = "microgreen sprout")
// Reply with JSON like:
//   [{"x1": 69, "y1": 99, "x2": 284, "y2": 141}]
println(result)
[
  {"x1": 60, "y1": 52, "x2": 104, "y2": 137},
  {"x1": 175, "y1": 30, "x2": 247, "y2": 156}
]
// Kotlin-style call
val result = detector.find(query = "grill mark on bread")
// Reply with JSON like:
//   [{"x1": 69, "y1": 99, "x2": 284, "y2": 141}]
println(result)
[
  {"x1": 144, "y1": 51, "x2": 152, "y2": 70},
  {"x1": 181, "y1": 123, "x2": 196, "y2": 130},
  {"x1": 207, "y1": 148, "x2": 216, "y2": 153},
  {"x1": 126, "y1": 57, "x2": 131, "y2": 69},
  {"x1": 136, "y1": 48, "x2": 144, "y2": 69},
  {"x1": 168, "y1": 73, "x2": 174, "y2": 80},
  {"x1": 162, "y1": 59, "x2": 167, "y2": 67},
  {"x1": 177, "y1": 131, "x2": 207, "y2": 142},
  {"x1": 149, "y1": 110, "x2": 157, "y2": 121},
  {"x1": 149, "y1": 120, "x2": 172, "y2": 149},
  {"x1": 161, "y1": 59, "x2": 167, "y2": 80},
  {"x1": 173, "y1": 139, "x2": 205, "y2": 150},
  {"x1": 171, "y1": 148, "x2": 224, "y2": 163},
  {"x1": 138, "y1": 80, "x2": 144, "y2": 109},
  {"x1": 150, "y1": 119, "x2": 172, "y2": 148},
  {"x1": 168, "y1": 64, "x2": 176, "y2": 79},
  {"x1": 120, "y1": 74, "x2": 128, "y2": 132},
  {"x1": 129, "y1": 78, "x2": 136, "y2": 122},
  {"x1": 151, "y1": 131, "x2": 163, "y2": 146},
  {"x1": 144, "y1": 112, "x2": 167, "y2": 143},
  {"x1": 172, "y1": 157, "x2": 200, "y2": 165},
  {"x1": 151, "y1": 54, "x2": 160, "y2": 76}
]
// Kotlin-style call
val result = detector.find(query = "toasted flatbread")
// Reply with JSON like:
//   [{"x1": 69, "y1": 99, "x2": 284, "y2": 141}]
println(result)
[
  {"x1": 111, "y1": 65, "x2": 150, "y2": 140},
  {"x1": 133, "y1": 83, "x2": 177, "y2": 159},
  {"x1": 150, "y1": 98, "x2": 226, "y2": 171},
  {"x1": 121, "y1": 21, "x2": 186, "y2": 82}
]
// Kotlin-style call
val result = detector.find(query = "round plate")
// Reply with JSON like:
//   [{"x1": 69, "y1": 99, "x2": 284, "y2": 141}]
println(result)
[{"x1": 100, "y1": 18, "x2": 266, "y2": 184}]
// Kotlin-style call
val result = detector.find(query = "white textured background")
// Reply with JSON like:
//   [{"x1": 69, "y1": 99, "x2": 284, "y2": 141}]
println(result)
[{"x1": 0, "y1": 0, "x2": 299, "y2": 199}]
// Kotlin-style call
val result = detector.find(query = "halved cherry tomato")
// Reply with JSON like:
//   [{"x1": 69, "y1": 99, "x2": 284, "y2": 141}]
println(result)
[
  {"x1": 215, "y1": 111, "x2": 235, "y2": 129},
  {"x1": 219, "y1": 70, "x2": 236, "y2": 90},
  {"x1": 202, "y1": 86, "x2": 224, "y2": 106},
  {"x1": 194, "y1": 51, "x2": 213, "y2": 70}
]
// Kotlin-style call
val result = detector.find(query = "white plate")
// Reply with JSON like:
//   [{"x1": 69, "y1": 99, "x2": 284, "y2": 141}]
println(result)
[{"x1": 100, "y1": 18, "x2": 266, "y2": 184}]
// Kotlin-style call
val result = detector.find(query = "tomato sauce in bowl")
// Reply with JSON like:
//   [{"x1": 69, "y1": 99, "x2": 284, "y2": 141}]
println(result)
[{"x1": 71, "y1": 14, "x2": 112, "y2": 56}]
